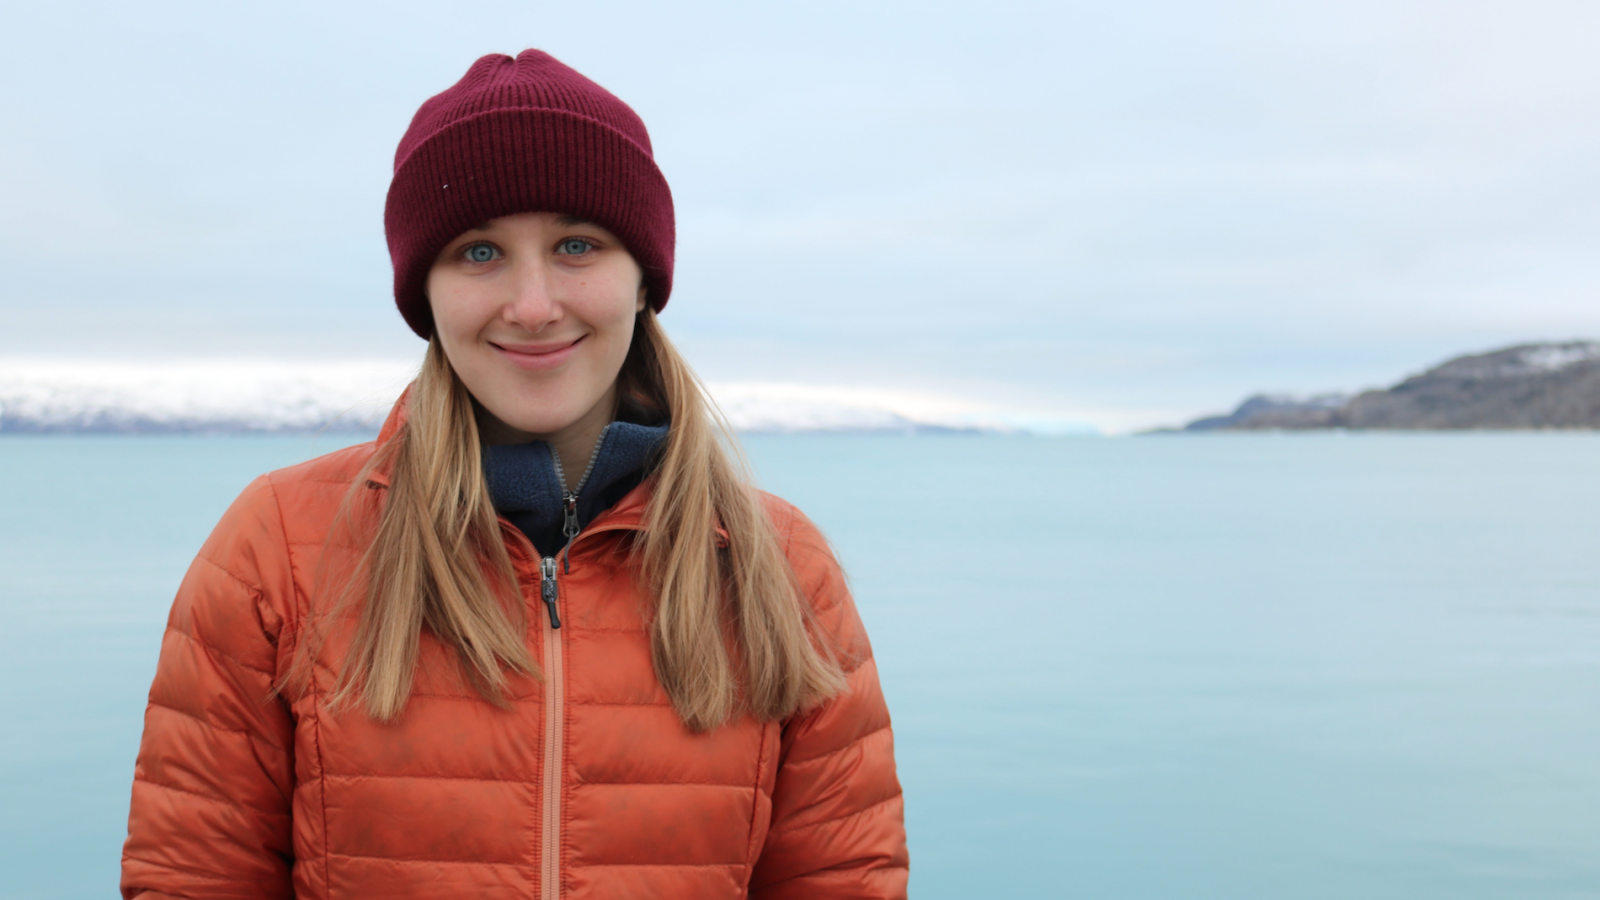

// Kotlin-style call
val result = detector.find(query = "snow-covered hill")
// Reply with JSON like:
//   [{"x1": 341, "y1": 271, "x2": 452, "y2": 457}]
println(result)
[
  {"x1": 0, "y1": 359, "x2": 413, "y2": 433},
  {"x1": 0, "y1": 359, "x2": 1086, "y2": 435}
]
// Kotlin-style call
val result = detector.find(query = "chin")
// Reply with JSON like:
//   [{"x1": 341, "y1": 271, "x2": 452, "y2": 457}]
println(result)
[
  {"x1": 502, "y1": 407, "x2": 581, "y2": 436},
  {"x1": 461, "y1": 360, "x2": 616, "y2": 441},
  {"x1": 487, "y1": 391, "x2": 592, "y2": 436}
]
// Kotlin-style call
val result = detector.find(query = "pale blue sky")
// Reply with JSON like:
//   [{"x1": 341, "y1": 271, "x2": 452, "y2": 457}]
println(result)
[{"x1": 4, "y1": 0, "x2": 1599, "y2": 428}]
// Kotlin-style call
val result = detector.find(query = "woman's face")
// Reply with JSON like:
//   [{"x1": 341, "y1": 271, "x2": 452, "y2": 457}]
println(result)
[{"x1": 427, "y1": 212, "x2": 647, "y2": 444}]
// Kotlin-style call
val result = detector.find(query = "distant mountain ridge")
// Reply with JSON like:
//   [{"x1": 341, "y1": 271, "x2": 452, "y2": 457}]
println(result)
[
  {"x1": 1187, "y1": 341, "x2": 1600, "y2": 430},
  {"x1": 0, "y1": 359, "x2": 1048, "y2": 435}
]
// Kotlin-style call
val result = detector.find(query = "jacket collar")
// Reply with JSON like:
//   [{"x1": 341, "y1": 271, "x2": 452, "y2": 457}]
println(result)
[{"x1": 362, "y1": 388, "x2": 661, "y2": 538}]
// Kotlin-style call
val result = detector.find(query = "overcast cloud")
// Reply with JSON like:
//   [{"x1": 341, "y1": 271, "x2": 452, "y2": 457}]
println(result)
[{"x1": 4, "y1": 0, "x2": 1598, "y2": 430}]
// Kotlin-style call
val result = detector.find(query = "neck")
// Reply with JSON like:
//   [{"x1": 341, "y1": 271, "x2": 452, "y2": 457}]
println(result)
[{"x1": 476, "y1": 387, "x2": 617, "y2": 493}]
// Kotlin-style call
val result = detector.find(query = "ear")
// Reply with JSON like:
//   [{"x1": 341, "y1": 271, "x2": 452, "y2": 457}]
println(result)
[{"x1": 635, "y1": 282, "x2": 648, "y2": 313}]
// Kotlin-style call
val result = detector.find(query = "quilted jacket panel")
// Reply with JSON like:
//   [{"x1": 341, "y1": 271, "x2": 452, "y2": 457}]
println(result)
[{"x1": 121, "y1": 400, "x2": 908, "y2": 899}]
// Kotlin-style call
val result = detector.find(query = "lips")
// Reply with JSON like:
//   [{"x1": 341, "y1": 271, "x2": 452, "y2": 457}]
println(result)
[{"x1": 490, "y1": 336, "x2": 585, "y2": 370}]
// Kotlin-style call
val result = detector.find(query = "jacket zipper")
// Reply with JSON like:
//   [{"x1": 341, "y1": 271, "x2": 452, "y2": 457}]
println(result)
[
  {"x1": 505, "y1": 515, "x2": 639, "y2": 900},
  {"x1": 535, "y1": 425, "x2": 607, "y2": 900},
  {"x1": 539, "y1": 558, "x2": 565, "y2": 900}
]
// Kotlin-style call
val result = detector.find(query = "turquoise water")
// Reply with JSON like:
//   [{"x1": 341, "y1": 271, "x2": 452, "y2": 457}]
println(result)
[{"x1": 2, "y1": 433, "x2": 1599, "y2": 899}]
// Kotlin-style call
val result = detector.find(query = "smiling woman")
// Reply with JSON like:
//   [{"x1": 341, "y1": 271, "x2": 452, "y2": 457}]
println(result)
[{"x1": 118, "y1": 50, "x2": 907, "y2": 900}]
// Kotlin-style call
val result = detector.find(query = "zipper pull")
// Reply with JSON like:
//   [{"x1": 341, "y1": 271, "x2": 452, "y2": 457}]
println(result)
[
  {"x1": 540, "y1": 556, "x2": 561, "y2": 629},
  {"x1": 561, "y1": 494, "x2": 579, "y2": 574}
]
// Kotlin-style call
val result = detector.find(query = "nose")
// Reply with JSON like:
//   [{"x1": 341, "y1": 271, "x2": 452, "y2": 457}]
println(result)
[{"x1": 501, "y1": 256, "x2": 561, "y2": 332}]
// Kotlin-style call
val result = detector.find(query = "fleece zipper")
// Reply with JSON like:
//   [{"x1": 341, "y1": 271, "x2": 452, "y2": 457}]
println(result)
[
  {"x1": 536, "y1": 425, "x2": 608, "y2": 629},
  {"x1": 548, "y1": 424, "x2": 609, "y2": 580}
]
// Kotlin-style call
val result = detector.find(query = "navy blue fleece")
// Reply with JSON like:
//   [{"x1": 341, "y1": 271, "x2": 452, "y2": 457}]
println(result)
[{"x1": 483, "y1": 421, "x2": 669, "y2": 557}]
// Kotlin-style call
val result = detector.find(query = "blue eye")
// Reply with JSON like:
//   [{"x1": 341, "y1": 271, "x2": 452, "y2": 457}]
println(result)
[
  {"x1": 464, "y1": 243, "x2": 499, "y2": 263},
  {"x1": 556, "y1": 238, "x2": 593, "y2": 255}
]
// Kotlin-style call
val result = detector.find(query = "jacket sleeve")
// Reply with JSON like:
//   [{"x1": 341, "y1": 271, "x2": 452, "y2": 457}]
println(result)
[
  {"x1": 121, "y1": 475, "x2": 298, "y2": 900},
  {"x1": 750, "y1": 504, "x2": 909, "y2": 900}
]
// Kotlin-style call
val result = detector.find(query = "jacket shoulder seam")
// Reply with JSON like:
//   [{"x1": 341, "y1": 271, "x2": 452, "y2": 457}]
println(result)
[
  {"x1": 146, "y1": 697, "x2": 288, "y2": 754},
  {"x1": 787, "y1": 720, "x2": 890, "y2": 767},
  {"x1": 193, "y1": 546, "x2": 266, "y2": 607},
  {"x1": 771, "y1": 498, "x2": 846, "y2": 619},
  {"x1": 768, "y1": 788, "x2": 902, "y2": 839},
  {"x1": 286, "y1": 539, "x2": 362, "y2": 549},
  {"x1": 166, "y1": 622, "x2": 275, "y2": 680},
  {"x1": 122, "y1": 852, "x2": 272, "y2": 886},
  {"x1": 262, "y1": 470, "x2": 308, "y2": 626},
  {"x1": 134, "y1": 773, "x2": 292, "y2": 819},
  {"x1": 188, "y1": 549, "x2": 292, "y2": 663},
  {"x1": 273, "y1": 474, "x2": 366, "y2": 488}
]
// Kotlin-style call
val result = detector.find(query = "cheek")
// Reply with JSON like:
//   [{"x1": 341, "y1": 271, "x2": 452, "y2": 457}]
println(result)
[
  {"x1": 426, "y1": 275, "x2": 490, "y2": 344},
  {"x1": 573, "y1": 274, "x2": 642, "y2": 342},
  {"x1": 593, "y1": 299, "x2": 640, "y2": 358}
]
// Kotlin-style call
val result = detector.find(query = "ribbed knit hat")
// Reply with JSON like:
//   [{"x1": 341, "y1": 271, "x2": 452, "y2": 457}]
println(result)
[{"x1": 384, "y1": 50, "x2": 675, "y2": 338}]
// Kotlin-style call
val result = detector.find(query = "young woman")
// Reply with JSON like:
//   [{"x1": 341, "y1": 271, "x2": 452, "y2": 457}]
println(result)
[{"x1": 120, "y1": 50, "x2": 907, "y2": 899}]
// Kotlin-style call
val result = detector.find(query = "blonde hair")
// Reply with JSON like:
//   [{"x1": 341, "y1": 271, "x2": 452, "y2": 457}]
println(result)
[{"x1": 299, "y1": 309, "x2": 846, "y2": 731}]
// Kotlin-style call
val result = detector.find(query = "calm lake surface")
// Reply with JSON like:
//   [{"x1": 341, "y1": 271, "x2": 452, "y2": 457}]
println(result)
[{"x1": 2, "y1": 433, "x2": 1598, "y2": 899}]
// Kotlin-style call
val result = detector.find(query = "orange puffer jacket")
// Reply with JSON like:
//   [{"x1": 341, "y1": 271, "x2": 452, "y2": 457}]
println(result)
[{"x1": 120, "y1": 402, "x2": 908, "y2": 899}]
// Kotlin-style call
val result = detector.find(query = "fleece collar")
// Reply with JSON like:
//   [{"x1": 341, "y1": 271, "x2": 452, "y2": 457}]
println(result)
[{"x1": 482, "y1": 421, "x2": 670, "y2": 557}]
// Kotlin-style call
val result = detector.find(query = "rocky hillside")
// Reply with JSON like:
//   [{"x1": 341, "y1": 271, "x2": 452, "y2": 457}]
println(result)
[{"x1": 1187, "y1": 341, "x2": 1600, "y2": 430}]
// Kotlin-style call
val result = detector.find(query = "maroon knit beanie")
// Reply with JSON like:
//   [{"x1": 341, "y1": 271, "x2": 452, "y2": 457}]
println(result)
[{"x1": 384, "y1": 49, "x2": 675, "y2": 338}]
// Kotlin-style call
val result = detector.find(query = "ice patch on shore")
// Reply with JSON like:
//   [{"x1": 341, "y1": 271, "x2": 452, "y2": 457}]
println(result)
[{"x1": 0, "y1": 358, "x2": 1096, "y2": 435}]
